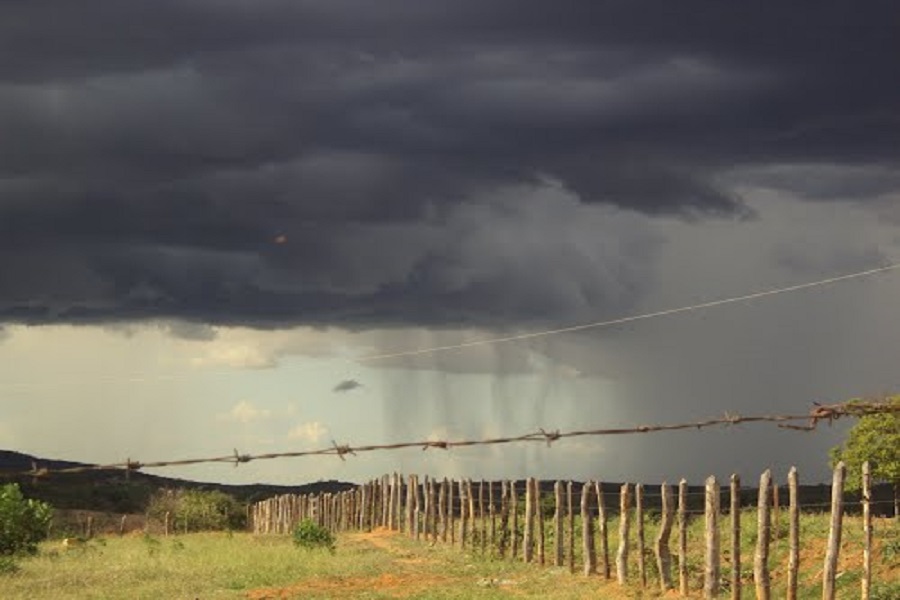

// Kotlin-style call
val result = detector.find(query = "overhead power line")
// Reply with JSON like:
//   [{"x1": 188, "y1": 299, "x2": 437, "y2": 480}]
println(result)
[{"x1": 360, "y1": 262, "x2": 900, "y2": 362}]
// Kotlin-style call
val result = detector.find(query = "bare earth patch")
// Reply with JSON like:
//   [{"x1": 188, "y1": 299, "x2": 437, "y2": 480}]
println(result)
[{"x1": 246, "y1": 528, "x2": 449, "y2": 599}]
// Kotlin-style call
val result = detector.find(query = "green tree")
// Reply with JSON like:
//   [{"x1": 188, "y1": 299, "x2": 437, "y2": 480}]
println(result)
[
  {"x1": 830, "y1": 396, "x2": 900, "y2": 518},
  {"x1": 0, "y1": 484, "x2": 53, "y2": 556},
  {"x1": 147, "y1": 489, "x2": 246, "y2": 532}
]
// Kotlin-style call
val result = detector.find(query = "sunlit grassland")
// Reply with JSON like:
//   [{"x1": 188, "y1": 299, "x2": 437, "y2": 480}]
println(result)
[{"x1": 0, "y1": 512, "x2": 897, "y2": 599}]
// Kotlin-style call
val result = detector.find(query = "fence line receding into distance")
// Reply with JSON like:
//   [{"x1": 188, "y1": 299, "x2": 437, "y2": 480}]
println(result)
[{"x1": 252, "y1": 462, "x2": 896, "y2": 600}]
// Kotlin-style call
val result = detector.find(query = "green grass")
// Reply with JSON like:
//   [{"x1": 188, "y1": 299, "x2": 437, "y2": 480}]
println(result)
[{"x1": 0, "y1": 512, "x2": 896, "y2": 599}]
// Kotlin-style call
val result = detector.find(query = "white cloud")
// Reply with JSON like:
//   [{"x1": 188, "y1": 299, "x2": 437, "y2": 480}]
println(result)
[
  {"x1": 191, "y1": 344, "x2": 276, "y2": 369},
  {"x1": 218, "y1": 400, "x2": 272, "y2": 424},
  {"x1": 287, "y1": 421, "x2": 328, "y2": 444}
]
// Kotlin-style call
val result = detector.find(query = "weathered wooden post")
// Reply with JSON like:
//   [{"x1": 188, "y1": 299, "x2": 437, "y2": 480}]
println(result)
[
  {"x1": 489, "y1": 480, "x2": 496, "y2": 553},
  {"x1": 678, "y1": 479, "x2": 689, "y2": 596},
  {"x1": 656, "y1": 482, "x2": 674, "y2": 592},
  {"x1": 787, "y1": 467, "x2": 800, "y2": 600},
  {"x1": 862, "y1": 461, "x2": 872, "y2": 600},
  {"x1": 637, "y1": 483, "x2": 647, "y2": 588},
  {"x1": 535, "y1": 478, "x2": 545, "y2": 565},
  {"x1": 704, "y1": 476, "x2": 721, "y2": 599},
  {"x1": 381, "y1": 474, "x2": 390, "y2": 527},
  {"x1": 822, "y1": 462, "x2": 845, "y2": 600},
  {"x1": 582, "y1": 481, "x2": 597, "y2": 575},
  {"x1": 616, "y1": 483, "x2": 632, "y2": 585},
  {"x1": 568, "y1": 481, "x2": 575, "y2": 573},
  {"x1": 479, "y1": 480, "x2": 486, "y2": 554},
  {"x1": 772, "y1": 479, "x2": 780, "y2": 554},
  {"x1": 466, "y1": 479, "x2": 476, "y2": 549},
  {"x1": 754, "y1": 469, "x2": 772, "y2": 600},
  {"x1": 429, "y1": 477, "x2": 439, "y2": 542},
  {"x1": 524, "y1": 477, "x2": 534, "y2": 562},
  {"x1": 413, "y1": 476, "x2": 422, "y2": 540},
  {"x1": 730, "y1": 474, "x2": 741, "y2": 600},
  {"x1": 596, "y1": 481, "x2": 611, "y2": 579},
  {"x1": 499, "y1": 480, "x2": 510, "y2": 558},
  {"x1": 406, "y1": 475, "x2": 415, "y2": 537},
  {"x1": 439, "y1": 479, "x2": 448, "y2": 543},
  {"x1": 511, "y1": 480, "x2": 519, "y2": 558},
  {"x1": 459, "y1": 479, "x2": 468, "y2": 549},
  {"x1": 554, "y1": 481, "x2": 564, "y2": 567},
  {"x1": 448, "y1": 478, "x2": 456, "y2": 545}
]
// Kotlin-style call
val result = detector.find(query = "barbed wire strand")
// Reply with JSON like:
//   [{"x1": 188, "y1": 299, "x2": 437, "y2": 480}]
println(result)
[
  {"x1": 2, "y1": 399, "x2": 897, "y2": 481},
  {"x1": 360, "y1": 262, "x2": 900, "y2": 361}
]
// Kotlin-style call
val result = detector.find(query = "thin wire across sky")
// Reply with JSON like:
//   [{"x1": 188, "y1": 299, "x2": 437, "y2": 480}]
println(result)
[{"x1": 359, "y1": 262, "x2": 900, "y2": 362}]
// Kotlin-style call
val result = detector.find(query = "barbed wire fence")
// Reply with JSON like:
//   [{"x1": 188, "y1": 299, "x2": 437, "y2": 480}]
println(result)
[{"x1": 3, "y1": 398, "x2": 897, "y2": 481}]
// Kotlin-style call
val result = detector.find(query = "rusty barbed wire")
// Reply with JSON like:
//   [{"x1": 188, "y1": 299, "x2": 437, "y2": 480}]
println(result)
[{"x1": 2, "y1": 399, "x2": 897, "y2": 480}]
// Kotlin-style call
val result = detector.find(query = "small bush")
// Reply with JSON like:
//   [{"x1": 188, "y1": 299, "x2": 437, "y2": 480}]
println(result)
[
  {"x1": 292, "y1": 519, "x2": 335, "y2": 552},
  {"x1": 0, "y1": 483, "x2": 53, "y2": 556},
  {"x1": 0, "y1": 556, "x2": 19, "y2": 575},
  {"x1": 147, "y1": 489, "x2": 247, "y2": 532},
  {"x1": 870, "y1": 581, "x2": 900, "y2": 600}
]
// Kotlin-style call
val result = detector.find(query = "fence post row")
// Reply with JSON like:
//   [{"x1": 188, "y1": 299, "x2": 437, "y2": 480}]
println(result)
[{"x1": 249, "y1": 463, "x2": 882, "y2": 596}]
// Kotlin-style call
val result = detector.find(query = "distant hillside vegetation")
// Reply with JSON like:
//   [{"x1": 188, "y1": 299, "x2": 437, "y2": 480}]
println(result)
[{"x1": 0, "y1": 450, "x2": 354, "y2": 513}]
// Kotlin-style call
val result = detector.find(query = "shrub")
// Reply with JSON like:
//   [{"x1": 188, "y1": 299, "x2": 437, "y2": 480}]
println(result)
[
  {"x1": 147, "y1": 489, "x2": 246, "y2": 532},
  {"x1": 0, "y1": 483, "x2": 53, "y2": 556},
  {"x1": 292, "y1": 519, "x2": 335, "y2": 552}
]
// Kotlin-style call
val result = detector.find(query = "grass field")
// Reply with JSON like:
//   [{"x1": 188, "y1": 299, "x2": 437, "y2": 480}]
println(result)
[{"x1": 1, "y1": 513, "x2": 897, "y2": 599}]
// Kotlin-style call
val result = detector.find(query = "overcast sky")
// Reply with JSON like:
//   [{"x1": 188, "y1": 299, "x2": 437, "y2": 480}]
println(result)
[{"x1": 1, "y1": 1, "x2": 899, "y2": 486}]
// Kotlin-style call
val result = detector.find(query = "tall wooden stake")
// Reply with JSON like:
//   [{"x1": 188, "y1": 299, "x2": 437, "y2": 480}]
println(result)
[
  {"x1": 704, "y1": 476, "x2": 721, "y2": 599},
  {"x1": 822, "y1": 462, "x2": 845, "y2": 600}
]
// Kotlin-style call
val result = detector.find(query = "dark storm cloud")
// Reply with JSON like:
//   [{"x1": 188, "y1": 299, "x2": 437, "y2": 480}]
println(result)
[
  {"x1": 333, "y1": 379, "x2": 363, "y2": 393},
  {"x1": 0, "y1": 1, "x2": 898, "y2": 327}
]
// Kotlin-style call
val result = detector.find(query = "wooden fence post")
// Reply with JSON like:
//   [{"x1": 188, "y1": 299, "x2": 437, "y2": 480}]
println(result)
[
  {"x1": 499, "y1": 480, "x2": 509, "y2": 558},
  {"x1": 862, "y1": 461, "x2": 872, "y2": 600},
  {"x1": 406, "y1": 475, "x2": 415, "y2": 537},
  {"x1": 704, "y1": 476, "x2": 721, "y2": 599},
  {"x1": 772, "y1": 479, "x2": 780, "y2": 555},
  {"x1": 447, "y1": 479, "x2": 456, "y2": 546},
  {"x1": 637, "y1": 483, "x2": 647, "y2": 588},
  {"x1": 822, "y1": 462, "x2": 845, "y2": 600},
  {"x1": 754, "y1": 469, "x2": 772, "y2": 600},
  {"x1": 730, "y1": 474, "x2": 741, "y2": 600},
  {"x1": 555, "y1": 481, "x2": 564, "y2": 567},
  {"x1": 524, "y1": 477, "x2": 535, "y2": 563},
  {"x1": 439, "y1": 479, "x2": 448, "y2": 543},
  {"x1": 510, "y1": 480, "x2": 518, "y2": 558},
  {"x1": 787, "y1": 467, "x2": 800, "y2": 600},
  {"x1": 597, "y1": 481, "x2": 611, "y2": 579},
  {"x1": 489, "y1": 480, "x2": 496, "y2": 554},
  {"x1": 466, "y1": 479, "x2": 476, "y2": 549},
  {"x1": 479, "y1": 480, "x2": 486, "y2": 555},
  {"x1": 678, "y1": 479, "x2": 689, "y2": 597},
  {"x1": 582, "y1": 481, "x2": 597, "y2": 575},
  {"x1": 568, "y1": 481, "x2": 575, "y2": 574},
  {"x1": 459, "y1": 479, "x2": 468, "y2": 548},
  {"x1": 414, "y1": 476, "x2": 422, "y2": 540},
  {"x1": 535, "y1": 479, "x2": 545, "y2": 566},
  {"x1": 381, "y1": 474, "x2": 390, "y2": 527},
  {"x1": 430, "y1": 477, "x2": 439, "y2": 543},
  {"x1": 616, "y1": 483, "x2": 632, "y2": 585},
  {"x1": 656, "y1": 482, "x2": 674, "y2": 592}
]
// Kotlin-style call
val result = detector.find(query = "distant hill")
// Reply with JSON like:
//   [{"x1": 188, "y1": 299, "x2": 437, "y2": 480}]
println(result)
[{"x1": 0, "y1": 450, "x2": 354, "y2": 513}]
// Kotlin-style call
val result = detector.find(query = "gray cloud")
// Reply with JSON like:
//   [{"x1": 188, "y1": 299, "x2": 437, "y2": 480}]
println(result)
[
  {"x1": 333, "y1": 379, "x2": 363, "y2": 393},
  {"x1": 0, "y1": 1, "x2": 898, "y2": 329}
]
